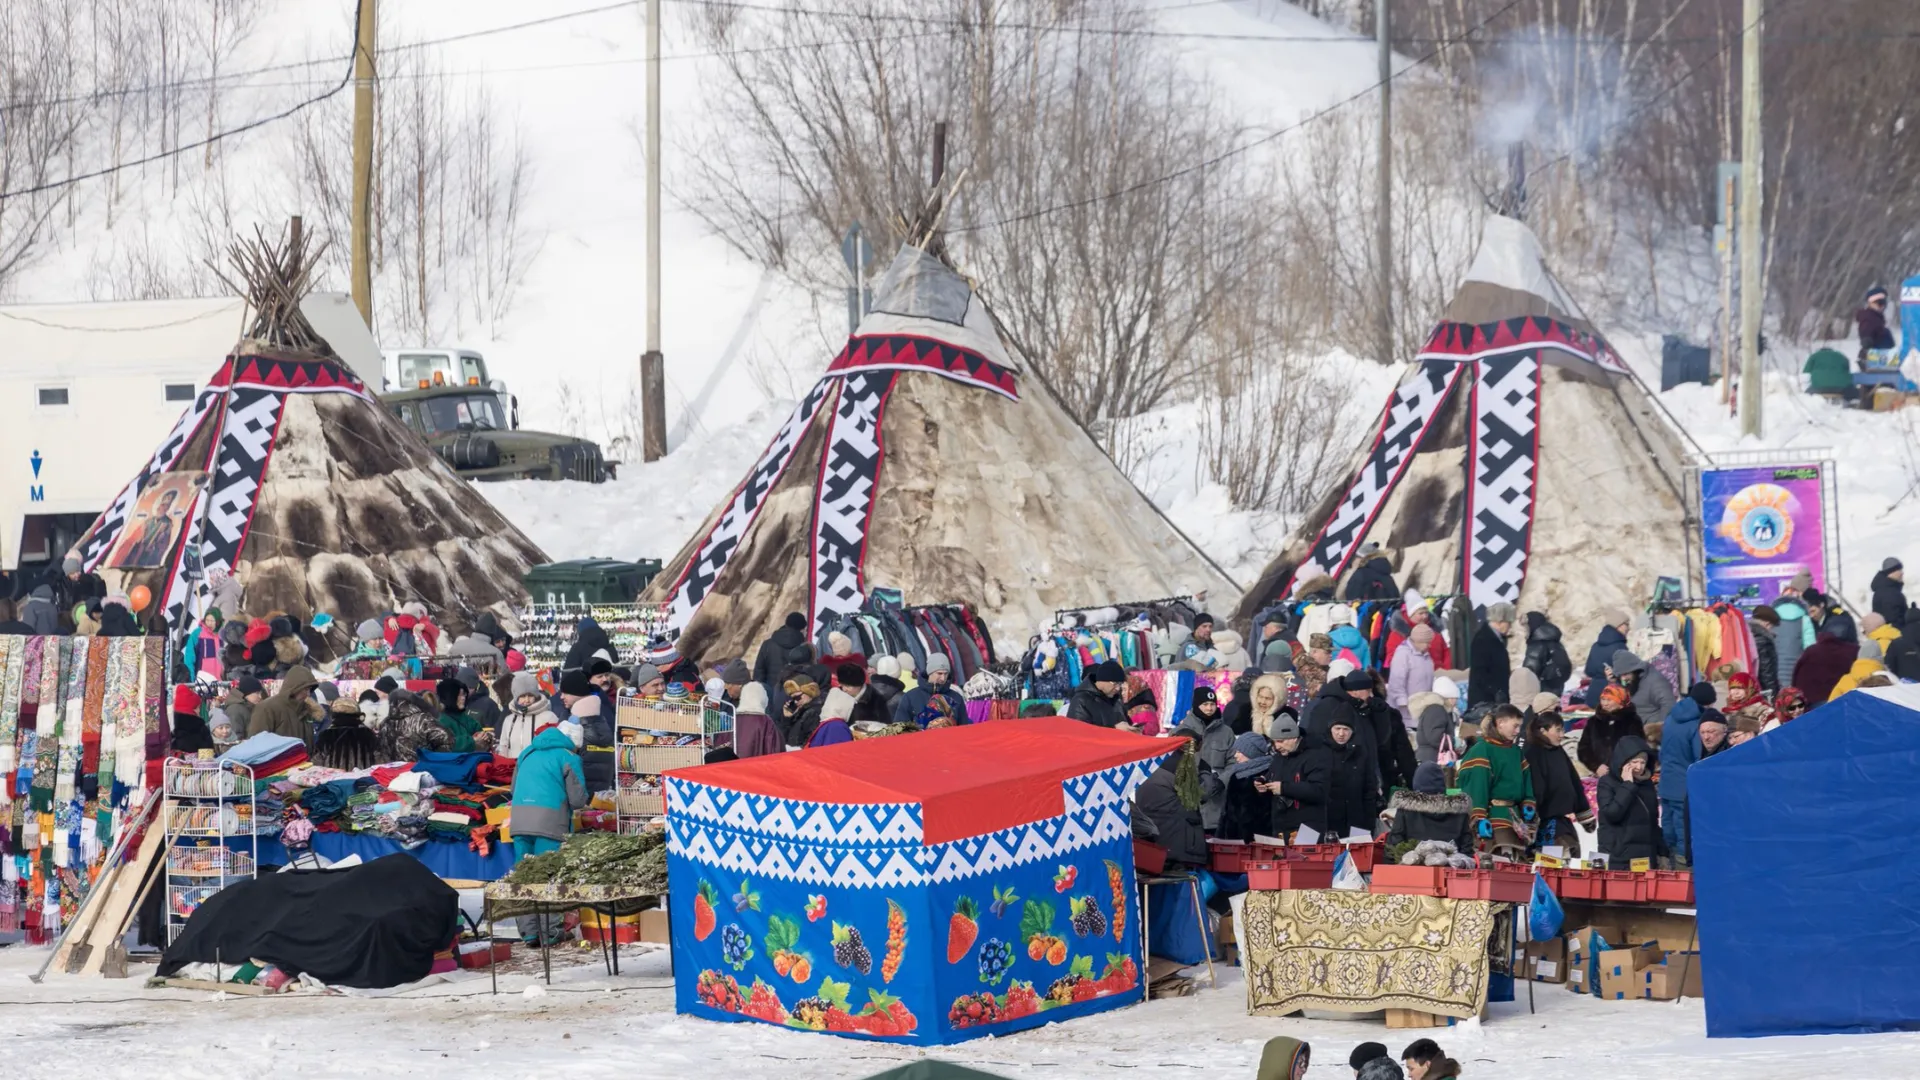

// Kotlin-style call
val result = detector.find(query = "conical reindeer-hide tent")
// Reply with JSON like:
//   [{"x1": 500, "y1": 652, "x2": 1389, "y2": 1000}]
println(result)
[
  {"x1": 1234, "y1": 216, "x2": 1694, "y2": 639},
  {"x1": 70, "y1": 224, "x2": 545, "y2": 655},
  {"x1": 647, "y1": 247, "x2": 1239, "y2": 664}
]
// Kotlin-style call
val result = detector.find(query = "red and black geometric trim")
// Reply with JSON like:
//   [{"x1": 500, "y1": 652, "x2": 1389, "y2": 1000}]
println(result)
[
  {"x1": 826, "y1": 334, "x2": 1019, "y2": 401},
  {"x1": 1416, "y1": 316, "x2": 1625, "y2": 372},
  {"x1": 227, "y1": 354, "x2": 373, "y2": 397}
]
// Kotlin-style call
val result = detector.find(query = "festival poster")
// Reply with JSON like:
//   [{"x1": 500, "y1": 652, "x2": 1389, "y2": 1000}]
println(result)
[
  {"x1": 1700, "y1": 465, "x2": 1826, "y2": 604},
  {"x1": 105, "y1": 472, "x2": 202, "y2": 569}
]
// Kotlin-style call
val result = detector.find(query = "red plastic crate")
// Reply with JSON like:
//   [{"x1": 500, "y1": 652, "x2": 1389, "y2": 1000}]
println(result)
[
  {"x1": 1133, "y1": 839, "x2": 1168, "y2": 875},
  {"x1": 1341, "y1": 841, "x2": 1384, "y2": 873},
  {"x1": 1444, "y1": 867, "x2": 1535, "y2": 903},
  {"x1": 1533, "y1": 867, "x2": 1564, "y2": 895},
  {"x1": 1368, "y1": 864, "x2": 1447, "y2": 896},
  {"x1": 1246, "y1": 860, "x2": 1335, "y2": 891},
  {"x1": 1208, "y1": 840, "x2": 1249, "y2": 874},
  {"x1": 1556, "y1": 869, "x2": 1603, "y2": 900},
  {"x1": 1287, "y1": 844, "x2": 1344, "y2": 863},
  {"x1": 1601, "y1": 871, "x2": 1648, "y2": 903},
  {"x1": 1249, "y1": 842, "x2": 1288, "y2": 862},
  {"x1": 457, "y1": 939, "x2": 514, "y2": 968},
  {"x1": 1647, "y1": 870, "x2": 1693, "y2": 904}
]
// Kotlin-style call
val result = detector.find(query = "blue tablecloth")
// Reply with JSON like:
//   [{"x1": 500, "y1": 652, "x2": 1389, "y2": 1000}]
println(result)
[{"x1": 250, "y1": 832, "x2": 518, "y2": 881}]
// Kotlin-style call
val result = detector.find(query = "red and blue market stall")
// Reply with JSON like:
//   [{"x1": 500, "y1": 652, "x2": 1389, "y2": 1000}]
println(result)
[{"x1": 663, "y1": 719, "x2": 1174, "y2": 1044}]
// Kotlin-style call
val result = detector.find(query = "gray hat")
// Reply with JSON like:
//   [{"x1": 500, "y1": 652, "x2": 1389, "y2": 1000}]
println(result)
[
  {"x1": 720, "y1": 658, "x2": 751, "y2": 685},
  {"x1": 1885, "y1": 557, "x2": 1904, "y2": 572},
  {"x1": 1268, "y1": 715, "x2": 1301, "y2": 742},
  {"x1": 510, "y1": 672, "x2": 544, "y2": 700},
  {"x1": 454, "y1": 665, "x2": 481, "y2": 691},
  {"x1": 1610, "y1": 649, "x2": 1647, "y2": 676},
  {"x1": 1600, "y1": 607, "x2": 1630, "y2": 628},
  {"x1": 926, "y1": 652, "x2": 952, "y2": 675},
  {"x1": 633, "y1": 663, "x2": 662, "y2": 686},
  {"x1": 1486, "y1": 602, "x2": 1517, "y2": 624},
  {"x1": 63, "y1": 556, "x2": 80, "y2": 574},
  {"x1": 1860, "y1": 637, "x2": 1884, "y2": 662}
]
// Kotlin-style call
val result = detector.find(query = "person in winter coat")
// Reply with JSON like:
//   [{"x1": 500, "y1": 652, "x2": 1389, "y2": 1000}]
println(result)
[
  {"x1": 221, "y1": 676, "x2": 265, "y2": 737},
  {"x1": 1295, "y1": 635, "x2": 1332, "y2": 697},
  {"x1": 731, "y1": 683, "x2": 783, "y2": 758},
  {"x1": 1524, "y1": 710, "x2": 1592, "y2": 853},
  {"x1": 1611, "y1": 649, "x2": 1676, "y2": 728},
  {"x1": 170, "y1": 686, "x2": 215, "y2": 755},
  {"x1": 1873, "y1": 558, "x2": 1907, "y2": 629},
  {"x1": 446, "y1": 632, "x2": 504, "y2": 667},
  {"x1": 1328, "y1": 609, "x2": 1374, "y2": 672},
  {"x1": 1384, "y1": 594, "x2": 1453, "y2": 672},
  {"x1": 1260, "y1": 715, "x2": 1330, "y2": 840},
  {"x1": 865, "y1": 657, "x2": 908, "y2": 721},
  {"x1": 1322, "y1": 715, "x2": 1380, "y2": 839},
  {"x1": 809, "y1": 683, "x2": 857, "y2": 747},
  {"x1": 401, "y1": 602, "x2": 442, "y2": 656},
  {"x1": 1579, "y1": 685, "x2": 1645, "y2": 779},
  {"x1": 1180, "y1": 612, "x2": 1216, "y2": 662},
  {"x1": 1400, "y1": 1038, "x2": 1461, "y2": 1080},
  {"x1": 1863, "y1": 611, "x2": 1902, "y2": 656},
  {"x1": 1387, "y1": 625, "x2": 1438, "y2": 729},
  {"x1": 1196, "y1": 628, "x2": 1253, "y2": 671},
  {"x1": 1858, "y1": 285, "x2": 1897, "y2": 353},
  {"x1": 1121, "y1": 674, "x2": 1161, "y2": 735},
  {"x1": 312, "y1": 698, "x2": 383, "y2": 770},
  {"x1": 97, "y1": 595, "x2": 141, "y2": 637},
  {"x1": 890, "y1": 653, "x2": 966, "y2": 728},
  {"x1": 1303, "y1": 672, "x2": 1378, "y2": 780},
  {"x1": 1132, "y1": 744, "x2": 1207, "y2": 868},
  {"x1": 456, "y1": 666, "x2": 503, "y2": 735},
  {"x1": 1065, "y1": 659, "x2": 1129, "y2": 728},
  {"x1": 1887, "y1": 606, "x2": 1920, "y2": 681},
  {"x1": 19, "y1": 584, "x2": 58, "y2": 636},
  {"x1": 1747, "y1": 606, "x2": 1782, "y2": 696},
  {"x1": 252, "y1": 666, "x2": 321, "y2": 747},
  {"x1": 1456, "y1": 705, "x2": 1535, "y2": 854},
  {"x1": 1581, "y1": 610, "x2": 1631, "y2": 708},
  {"x1": 563, "y1": 616, "x2": 615, "y2": 673},
  {"x1": 559, "y1": 671, "x2": 614, "y2": 791},
  {"x1": 1829, "y1": 653, "x2": 1889, "y2": 700},
  {"x1": 433, "y1": 677, "x2": 489, "y2": 753},
  {"x1": 1229, "y1": 672, "x2": 1288, "y2": 739},
  {"x1": 1259, "y1": 1037, "x2": 1312, "y2": 1080},
  {"x1": 496, "y1": 672, "x2": 557, "y2": 759},
  {"x1": 1174, "y1": 687, "x2": 1233, "y2": 830},
  {"x1": 377, "y1": 687, "x2": 450, "y2": 761},
  {"x1": 1792, "y1": 631, "x2": 1858, "y2": 703},
  {"x1": 1522, "y1": 612, "x2": 1573, "y2": 695},
  {"x1": 1364, "y1": 672, "x2": 1418, "y2": 794},
  {"x1": 1219, "y1": 731, "x2": 1274, "y2": 843},
  {"x1": 1408, "y1": 686, "x2": 1458, "y2": 767},
  {"x1": 1508, "y1": 667, "x2": 1542, "y2": 718},
  {"x1": 509, "y1": 724, "x2": 588, "y2": 858},
  {"x1": 781, "y1": 673, "x2": 825, "y2": 747},
  {"x1": 1257, "y1": 611, "x2": 1295, "y2": 674},
  {"x1": 1467, "y1": 605, "x2": 1516, "y2": 708},
  {"x1": 1723, "y1": 672, "x2": 1775, "y2": 730},
  {"x1": 1597, "y1": 735, "x2": 1663, "y2": 866},
  {"x1": 1383, "y1": 763, "x2": 1472, "y2": 851},
  {"x1": 1343, "y1": 549, "x2": 1400, "y2": 603}
]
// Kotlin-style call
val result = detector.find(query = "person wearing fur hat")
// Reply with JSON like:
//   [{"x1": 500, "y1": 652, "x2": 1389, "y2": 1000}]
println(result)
[
  {"x1": 1219, "y1": 731, "x2": 1275, "y2": 842},
  {"x1": 833, "y1": 663, "x2": 882, "y2": 730},
  {"x1": 809, "y1": 676, "x2": 858, "y2": 748},
  {"x1": 1258, "y1": 714, "x2": 1329, "y2": 841},
  {"x1": 1174, "y1": 686, "x2": 1234, "y2": 830},
  {"x1": 1456, "y1": 704, "x2": 1535, "y2": 854},
  {"x1": 1657, "y1": 681, "x2": 1717, "y2": 860},
  {"x1": 1524, "y1": 708, "x2": 1591, "y2": 853},
  {"x1": 96, "y1": 593, "x2": 140, "y2": 637},
  {"x1": 1383, "y1": 763, "x2": 1472, "y2": 851},
  {"x1": 496, "y1": 672, "x2": 558, "y2": 759},
  {"x1": 1468, "y1": 604, "x2": 1516, "y2": 708},
  {"x1": 312, "y1": 698, "x2": 383, "y2": 770},
  {"x1": 1408, "y1": 681, "x2": 1459, "y2": 767},
  {"x1": 781, "y1": 673, "x2": 825, "y2": 747},
  {"x1": 732, "y1": 683, "x2": 783, "y2": 758},
  {"x1": 1295, "y1": 634, "x2": 1332, "y2": 697},
  {"x1": 1066, "y1": 659, "x2": 1129, "y2": 728},
  {"x1": 1728, "y1": 713, "x2": 1764, "y2": 746},
  {"x1": 1228, "y1": 672, "x2": 1289, "y2": 740},
  {"x1": 1387, "y1": 624, "x2": 1438, "y2": 729},
  {"x1": 170, "y1": 686, "x2": 215, "y2": 755},
  {"x1": 433, "y1": 677, "x2": 490, "y2": 753},
  {"x1": 1597, "y1": 735, "x2": 1664, "y2": 866}
]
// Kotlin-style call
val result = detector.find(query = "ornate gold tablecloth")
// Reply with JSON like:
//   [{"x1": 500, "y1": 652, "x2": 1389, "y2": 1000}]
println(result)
[{"x1": 1241, "y1": 890, "x2": 1494, "y2": 1018}]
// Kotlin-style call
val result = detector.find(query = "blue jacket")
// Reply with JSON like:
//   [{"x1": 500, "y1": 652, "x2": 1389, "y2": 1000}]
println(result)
[
  {"x1": 891, "y1": 684, "x2": 966, "y2": 727},
  {"x1": 1583, "y1": 626, "x2": 1628, "y2": 708},
  {"x1": 510, "y1": 726, "x2": 588, "y2": 842},
  {"x1": 1657, "y1": 697, "x2": 1703, "y2": 801},
  {"x1": 1328, "y1": 624, "x2": 1373, "y2": 671}
]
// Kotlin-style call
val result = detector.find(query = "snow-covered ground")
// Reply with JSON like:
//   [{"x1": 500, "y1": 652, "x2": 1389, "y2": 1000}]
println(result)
[{"x1": 3, "y1": 945, "x2": 1914, "y2": 1079}]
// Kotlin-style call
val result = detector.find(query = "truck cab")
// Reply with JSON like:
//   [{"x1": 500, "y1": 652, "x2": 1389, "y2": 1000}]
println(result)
[
  {"x1": 382, "y1": 385, "x2": 612, "y2": 483},
  {"x1": 383, "y1": 348, "x2": 517, "y2": 426}
]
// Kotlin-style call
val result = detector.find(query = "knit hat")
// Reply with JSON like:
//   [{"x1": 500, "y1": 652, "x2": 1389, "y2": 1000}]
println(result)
[
  {"x1": 704, "y1": 677, "x2": 727, "y2": 700},
  {"x1": 1326, "y1": 603, "x2": 1355, "y2": 628},
  {"x1": 1863, "y1": 612, "x2": 1888, "y2": 633},
  {"x1": 1431, "y1": 675, "x2": 1460, "y2": 701},
  {"x1": 1268, "y1": 715, "x2": 1301, "y2": 742},
  {"x1": 1601, "y1": 606, "x2": 1630, "y2": 628},
  {"x1": 1600, "y1": 684, "x2": 1631, "y2": 711},
  {"x1": 720, "y1": 659, "x2": 751, "y2": 685},
  {"x1": 1860, "y1": 637, "x2": 1884, "y2": 662},
  {"x1": 1350, "y1": 1042, "x2": 1390, "y2": 1071},
  {"x1": 835, "y1": 662, "x2": 866, "y2": 688},
  {"x1": 1328, "y1": 711, "x2": 1354, "y2": 731},
  {"x1": 1886, "y1": 557, "x2": 1904, "y2": 572},
  {"x1": 1340, "y1": 671, "x2": 1374, "y2": 692},
  {"x1": 1410, "y1": 624, "x2": 1435, "y2": 645},
  {"x1": 644, "y1": 637, "x2": 681, "y2": 668},
  {"x1": 873, "y1": 655, "x2": 901, "y2": 678},
  {"x1": 784, "y1": 612, "x2": 807, "y2": 631},
  {"x1": 63, "y1": 556, "x2": 80, "y2": 574},
  {"x1": 1868, "y1": 285, "x2": 1890, "y2": 303},
  {"x1": 1308, "y1": 632, "x2": 1334, "y2": 651},
  {"x1": 1509, "y1": 667, "x2": 1541, "y2": 704},
  {"x1": 1687, "y1": 681, "x2": 1718, "y2": 707},
  {"x1": 403, "y1": 602, "x2": 429, "y2": 620},
  {"x1": 632, "y1": 663, "x2": 663, "y2": 687},
  {"x1": 663, "y1": 682, "x2": 690, "y2": 703},
  {"x1": 314, "y1": 682, "x2": 340, "y2": 704},
  {"x1": 1086, "y1": 659, "x2": 1125, "y2": 684},
  {"x1": 1412, "y1": 762, "x2": 1447, "y2": 794},
  {"x1": 926, "y1": 652, "x2": 953, "y2": 675},
  {"x1": 1259, "y1": 609, "x2": 1286, "y2": 628},
  {"x1": 1788, "y1": 568, "x2": 1813, "y2": 592},
  {"x1": 510, "y1": 672, "x2": 543, "y2": 701},
  {"x1": 827, "y1": 631, "x2": 854, "y2": 656},
  {"x1": 1232, "y1": 731, "x2": 1271, "y2": 759},
  {"x1": 1404, "y1": 588, "x2": 1426, "y2": 608},
  {"x1": 356, "y1": 618, "x2": 382, "y2": 640},
  {"x1": 739, "y1": 682, "x2": 769, "y2": 714},
  {"x1": 1531, "y1": 691, "x2": 1561, "y2": 715},
  {"x1": 172, "y1": 685, "x2": 201, "y2": 714},
  {"x1": 454, "y1": 666, "x2": 482, "y2": 692},
  {"x1": 896, "y1": 651, "x2": 919, "y2": 674},
  {"x1": 1698, "y1": 708, "x2": 1727, "y2": 729},
  {"x1": 587, "y1": 657, "x2": 614, "y2": 678},
  {"x1": 1192, "y1": 686, "x2": 1217, "y2": 709},
  {"x1": 559, "y1": 670, "x2": 594, "y2": 697},
  {"x1": 1193, "y1": 612, "x2": 1216, "y2": 628},
  {"x1": 372, "y1": 676, "x2": 399, "y2": 694},
  {"x1": 1486, "y1": 602, "x2": 1517, "y2": 624},
  {"x1": 1328, "y1": 658, "x2": 1356, "y2": 682}
]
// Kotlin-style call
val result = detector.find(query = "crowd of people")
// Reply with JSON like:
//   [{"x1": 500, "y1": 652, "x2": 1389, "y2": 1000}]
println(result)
[{"x1": 1256, "y1": 1034, "x2": 1463, "y2": 1080}]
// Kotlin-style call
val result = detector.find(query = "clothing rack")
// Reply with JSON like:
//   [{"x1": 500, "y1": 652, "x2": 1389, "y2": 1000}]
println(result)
[{"x1": 1051, "y1": 595, "x2": 1196, "y2": 622}]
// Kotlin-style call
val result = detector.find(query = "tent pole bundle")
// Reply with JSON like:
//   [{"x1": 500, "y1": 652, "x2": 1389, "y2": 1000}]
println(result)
[{"x1": 205, "y1": 218, "x2": 334, "y2": 355}]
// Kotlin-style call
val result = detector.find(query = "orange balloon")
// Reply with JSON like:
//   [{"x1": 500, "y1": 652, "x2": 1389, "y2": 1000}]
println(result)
[{"x1": 128, "y1": 585, "x2": 152, "y2": 612}]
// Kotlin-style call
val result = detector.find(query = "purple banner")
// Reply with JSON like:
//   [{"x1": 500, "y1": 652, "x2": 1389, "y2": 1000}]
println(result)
[{"x1": 1701, "y1": 464, "x2": 1827, "y2": 604}]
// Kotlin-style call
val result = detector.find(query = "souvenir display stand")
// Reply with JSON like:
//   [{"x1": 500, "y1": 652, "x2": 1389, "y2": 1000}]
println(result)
[
  {"x1": 515, "y1": 603, "x2": 672, "y2": 669},
  {"x1": 662, "y1": 719, "x2": 1172, "y2": 1045},
  {"x1": 162, "y1": 758, "x2": 258, "y2": 942},
  {"x1": 615, "y1": 698, "x2": 732, "y2": 833}
]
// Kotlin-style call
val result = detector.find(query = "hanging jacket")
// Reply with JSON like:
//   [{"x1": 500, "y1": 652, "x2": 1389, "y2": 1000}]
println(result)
[{"x1": 1383, "y1": 789, "x2": 1473, "y2": 850}]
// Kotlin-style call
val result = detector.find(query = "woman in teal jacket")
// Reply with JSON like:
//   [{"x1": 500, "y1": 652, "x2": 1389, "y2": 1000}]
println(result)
[{"x1": 509, "y1": 725, "x2": 588, "y2": 859}]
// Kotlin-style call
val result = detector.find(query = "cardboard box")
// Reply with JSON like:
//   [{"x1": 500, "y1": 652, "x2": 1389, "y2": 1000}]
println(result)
[
  {"x1": 1566, "y1": 964, "x2": 1586, "y2": 992},
  {"x1": 1595, "y1": 943, "x2": 1665, "y2": 999},
  {"x1": 1565, "y1": 924, "x2": 1623, "y2": 961},
  {"x1": 1524, "y1": 938, "x2": 1567, "y2": 984},
  {"x1": 1642, "y1": 951, "x2": 1704, "y2": 999},
  {"x1": 638, "y1": 908, "x2": 670, "y2": 944}
]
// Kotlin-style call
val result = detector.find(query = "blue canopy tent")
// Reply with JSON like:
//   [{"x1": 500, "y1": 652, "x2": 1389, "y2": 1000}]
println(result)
[
  {"x1": 1691, "y1": 686, "x2": 1920, "y2": 1037},
  {"x1": 1901, "y1": 275, "x2": 1920, "y2": 367}
]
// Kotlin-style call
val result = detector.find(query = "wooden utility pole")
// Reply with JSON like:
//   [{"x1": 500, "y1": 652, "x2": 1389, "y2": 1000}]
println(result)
[
  {"x1": 349, "y1": 0, "x2": 376, "y2": 327},
  {"x1": 1375, "y1": 0, "x2": 1393, "y2": 365},
  {"x1": 640, "y1": 0, "x2": 667, "y2": 462},
  {"x1": 1737, "y1": 0, "x2": 1764, "y2": 437}
]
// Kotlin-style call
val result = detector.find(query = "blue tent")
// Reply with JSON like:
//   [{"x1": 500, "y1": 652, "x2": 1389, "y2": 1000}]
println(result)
[
  {"x1": 1691, "y1": 686, "x2": 1920, "y2": 1037},
  {"x1": 1902, "y1": 275, "x2": 1920, "y2": 366}
]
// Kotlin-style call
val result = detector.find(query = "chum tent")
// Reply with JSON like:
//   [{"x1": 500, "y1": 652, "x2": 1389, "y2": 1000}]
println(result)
[
  {"x1": 644, "y1": 246, "x2": 1239, "y2": 665},
  {"x1": 70, "y1": 228, "x2": 545, "y2": 652},
  {"x1": 1232, "y1": 216, "x2": 1694, "y2": 636},
  {"x1": 662, "y1": 718, "x2": 1174, "y2": 1044},
  {"x1": 1690, "y1": 684, "x2": 1920, "y2": 1038}
]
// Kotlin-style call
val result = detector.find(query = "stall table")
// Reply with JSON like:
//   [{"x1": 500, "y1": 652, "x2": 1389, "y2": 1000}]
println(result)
[{"x1": 481, "y1": 881, "x2": 661, "y2": 990}]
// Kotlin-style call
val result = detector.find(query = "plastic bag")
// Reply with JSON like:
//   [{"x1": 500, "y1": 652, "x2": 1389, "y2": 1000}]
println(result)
[
  {"x1": 1331, "y1": 851, "x2": 1367, "y2": 891},
  {"x1": 1529, "y1": 871, "x2": 1564, "y2": 940}
]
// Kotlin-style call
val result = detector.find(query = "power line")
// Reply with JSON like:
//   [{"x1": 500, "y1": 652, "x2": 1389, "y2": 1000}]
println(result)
[{"x1": 953, "y1": 0, "x2": 1529, "y2": 235}]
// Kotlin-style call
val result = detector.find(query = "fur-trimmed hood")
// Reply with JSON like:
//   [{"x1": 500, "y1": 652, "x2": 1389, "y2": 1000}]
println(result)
[
  {"x1": 1388, "y1": 789, "x2": 1472, "y2": 815},
  {"x1": 1406, "y1": 690, "x2": 1451, "y2": 719}
]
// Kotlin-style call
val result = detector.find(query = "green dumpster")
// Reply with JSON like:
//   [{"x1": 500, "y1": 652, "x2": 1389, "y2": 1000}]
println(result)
[{"x1": 522, "y1": 558, "x2": 662, "y2": 605}]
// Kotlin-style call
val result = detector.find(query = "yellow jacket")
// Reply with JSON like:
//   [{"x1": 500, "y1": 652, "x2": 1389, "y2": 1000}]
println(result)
[
  {"x1": 1868, "y1": 623, "x2": 1901, "y2": 656},
  {"x1": 1830, "y1": 657, "x2": 1889, "y2": 701}
]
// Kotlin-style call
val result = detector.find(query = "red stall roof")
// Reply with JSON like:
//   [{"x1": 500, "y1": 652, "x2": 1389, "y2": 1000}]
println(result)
[{"x1": 666, "y1": 718, "x2": 1179, "y2": 844}]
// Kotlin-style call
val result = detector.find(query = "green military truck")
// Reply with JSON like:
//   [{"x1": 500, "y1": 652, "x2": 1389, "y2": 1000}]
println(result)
[{"x1": 383, "y1": 384, "x2": 612, "y2": 483}]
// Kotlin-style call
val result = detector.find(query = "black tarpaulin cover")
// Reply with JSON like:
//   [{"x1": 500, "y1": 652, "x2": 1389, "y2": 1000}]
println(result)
[{"x1": 158, "y1": 854, "x2": 460, "y2": 988}]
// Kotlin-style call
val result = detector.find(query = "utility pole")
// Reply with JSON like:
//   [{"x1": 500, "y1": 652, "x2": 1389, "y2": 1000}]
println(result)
[
  {"x1": 640, "y1": 0, "x2": 667, "y2": 462},
  {"x1": 1737, "y1": 0, "x2": 1764, "y2": 438},
  {"x1": 349, "y1": 0, "x2": 376, "y2": 327},
  {"x1": 1375, "y1": 0, "x2": 1394, "y2": 365}
]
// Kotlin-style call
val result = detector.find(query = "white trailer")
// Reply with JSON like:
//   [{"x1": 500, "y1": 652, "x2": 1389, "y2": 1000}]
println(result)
[{"x1": 0, "y1": 292, "x2": 382, "y2": 570}]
